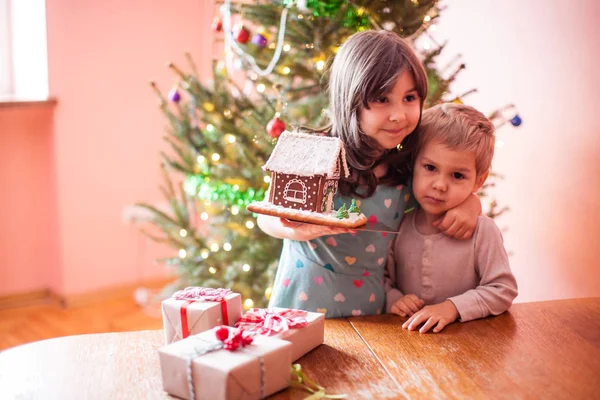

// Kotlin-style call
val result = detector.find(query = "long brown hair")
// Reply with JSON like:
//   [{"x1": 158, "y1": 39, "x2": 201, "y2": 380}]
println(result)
[{"x1": 319, "y1": 30, "x2": 428, "y2": 198}]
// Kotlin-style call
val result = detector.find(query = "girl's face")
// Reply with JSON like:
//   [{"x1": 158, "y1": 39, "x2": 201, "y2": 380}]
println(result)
[{"x1": 358, "y1": 70, "x2": 421, "y2": 150}]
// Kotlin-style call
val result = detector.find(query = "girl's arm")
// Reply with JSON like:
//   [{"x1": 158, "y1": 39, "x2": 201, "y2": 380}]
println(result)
[
  {"x1": 433, "y1": 192, "x2": 481, "y2": 240},
  {"x1": 256, "y1": 214, "x2": 348, "y2": 241}
]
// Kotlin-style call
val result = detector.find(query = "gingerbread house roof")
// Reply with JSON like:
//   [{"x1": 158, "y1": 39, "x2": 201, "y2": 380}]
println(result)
[{"x1": 263, "y1": 130, "x2": 350, "y2": 178}]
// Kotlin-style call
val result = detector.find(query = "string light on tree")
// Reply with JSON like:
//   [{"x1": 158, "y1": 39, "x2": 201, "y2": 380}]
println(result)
[
  {"x1": 242, "y1": 264, "x2": 251, "y2": 272},
  {"x1": 179, "y1": 249, "x2": 187, "y2": 258},
  {"x1": 231, "y1": 205, "x2": 239, "y2": 215},
  {"x1": 210, "y1": 243, "x2": 220, "y2": 252},
  {"x1": 201, "y1": 212, "x2": 209, "y2": 221},
  {"x1": 225, "y1": 134, "x2": 236, "y2": 144},
  {"x1": 245, "y1": 221, "x2": 255, "y2": 229},
  {"x1": 180, "y1": 229, "x2": 187, "y2": 237},
  {"x1": 197, "y1": 155, "x2": 206, "y2": 164},
  {"x1": 223, "y1": 243, "x2": 232, "y2": 251},
  {"x1": 201, "y1": 249, "x2": 209, "y2": 259},
  {"x1": 244, "y1": 299, "x2": 254, "y2": 308},
  {"x1": 212, "y1": 153, "x2": 221, "y2": 162},
  {"x1": 209, "y1": 267, "x2": 217, "y2": 274}
]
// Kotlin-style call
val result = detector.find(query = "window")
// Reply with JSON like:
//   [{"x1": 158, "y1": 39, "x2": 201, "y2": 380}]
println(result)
[
  {"x1": 0, "y1": 0, "x2": 49, "y2": 100},
  {"x1": 284, "y1": 179, "x2": 307, "y2": 204}
]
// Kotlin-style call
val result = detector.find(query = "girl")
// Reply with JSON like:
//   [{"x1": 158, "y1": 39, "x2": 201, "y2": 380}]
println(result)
[{"x1": 258, "y1": 30, "x2": 481, "y2": 318}]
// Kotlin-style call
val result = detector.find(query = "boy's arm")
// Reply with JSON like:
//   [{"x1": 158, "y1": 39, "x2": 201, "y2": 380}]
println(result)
[
  {"x1": 384, "y1": 239, "x2": 405, "y2": 313},
  {"x1": 447, "y1": 217, "x2": 519, "y2": 322}
]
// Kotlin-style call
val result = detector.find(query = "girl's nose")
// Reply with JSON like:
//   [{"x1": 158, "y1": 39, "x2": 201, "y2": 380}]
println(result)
[{"x1": 389, "y1": 109, "x2": 406, "y2": 122}]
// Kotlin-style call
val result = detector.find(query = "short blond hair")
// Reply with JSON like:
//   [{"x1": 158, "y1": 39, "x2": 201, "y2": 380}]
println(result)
[{"x1": 417, "y1": 103, "x2": 495, "y2": 177}]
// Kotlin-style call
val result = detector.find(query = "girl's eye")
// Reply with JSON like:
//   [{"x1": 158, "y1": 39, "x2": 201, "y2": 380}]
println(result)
[
  {"x1": 405, "y1": 94, "x2": 417, "y2": 102},
  {"x1": 374, "y1": 96, "x2": 388, "y2": 103},
  {"x1": 424, "y1": 164, "x2": 435, "y2": 171},
  {"x1": 452, "y1": 172, "x2": 465, "y2": 180}
]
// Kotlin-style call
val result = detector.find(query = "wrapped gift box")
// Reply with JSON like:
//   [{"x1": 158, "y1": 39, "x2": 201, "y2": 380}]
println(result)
[
  {"x1": 235, "y1": 308, "x2": 324, "y2": 361},
  {"x1": 159, "y1": 326, "x2": 292, "y2": 400},
  {"x1": 162, "y1": 287, "x2": 243, "y2": 344}
]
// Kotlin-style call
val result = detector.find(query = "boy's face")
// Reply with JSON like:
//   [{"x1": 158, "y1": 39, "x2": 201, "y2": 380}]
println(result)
[
  {"x1": 413, "y1": 140, "x2": 486, "y2": 218},
  {"x1": 358, "y1": 70, "x2": 421, "y2": 150}
]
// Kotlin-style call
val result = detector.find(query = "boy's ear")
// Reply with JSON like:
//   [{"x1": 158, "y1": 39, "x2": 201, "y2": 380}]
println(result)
[{"x1": 474, "y1": 171, "x2": 489, "y2": 192}]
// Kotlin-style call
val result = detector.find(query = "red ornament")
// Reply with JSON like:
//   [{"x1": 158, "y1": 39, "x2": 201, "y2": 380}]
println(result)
[
  {"x1": 215, "y1": 326, "x2": 229, "y2": 341},
  {"x1": 234, "y1": 25, "x2": 250, "y2": 44},
  {"x1": 211, "y1": 16, "x2": 222, "y2": 32},
  {"x1": 267, "y1": 117, "x2": 286, "y2": 138}
]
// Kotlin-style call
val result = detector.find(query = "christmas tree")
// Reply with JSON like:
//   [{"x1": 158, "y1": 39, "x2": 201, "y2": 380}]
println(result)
[{"x1": 139, "y1": 0, "x2": 521, "y2": 308}]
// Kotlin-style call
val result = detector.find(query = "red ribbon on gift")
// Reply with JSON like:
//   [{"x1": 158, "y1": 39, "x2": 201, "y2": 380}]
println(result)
[
  {"x1": 172, "y1": 287, "x2": 232, "y2": 339},
  {"x1": 235, "y1": 308, "x2": 308, "y2": 336}
]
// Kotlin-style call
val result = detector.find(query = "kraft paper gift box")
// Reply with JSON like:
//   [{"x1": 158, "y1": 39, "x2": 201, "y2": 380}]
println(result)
[
  {"x1": 235, "y1": 308, "x2": 325, "y2": 361},
  {"x1": 162, "y1": 287, "x2": 243, "y2": 344},
  {"x1": 158, "y1": 326, "x2": 293, "y2": 400}
]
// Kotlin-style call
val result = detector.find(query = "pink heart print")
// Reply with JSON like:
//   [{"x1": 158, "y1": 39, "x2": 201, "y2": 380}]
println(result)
[
  {"x1": 325, "y1": 237, "x2": 337, "y2": 247},
  {"x1": 282, "y1": 278, "x2": 290, "y2": 288},
  {"x1": 313, "y1": 276, "x2": 324, "y2": 285}
]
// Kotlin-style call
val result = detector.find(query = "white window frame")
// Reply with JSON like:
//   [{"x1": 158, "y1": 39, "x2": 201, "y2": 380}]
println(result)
[
  {"x1": 0, "y1": 0, "x2": 49, "y2": 100},
  {"x1": 0, "y1": 0, "x2": 14, "y2": 98}
]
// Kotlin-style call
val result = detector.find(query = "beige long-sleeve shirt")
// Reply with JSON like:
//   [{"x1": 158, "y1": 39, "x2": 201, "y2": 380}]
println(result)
[{"x1": 385, "y1": 211, "x2": 518, "y2": 322}]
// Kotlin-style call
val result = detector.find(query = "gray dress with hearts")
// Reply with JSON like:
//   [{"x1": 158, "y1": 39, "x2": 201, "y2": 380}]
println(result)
[{"x1": 268, "y1": 183, "x2": 415, "y2": 318}]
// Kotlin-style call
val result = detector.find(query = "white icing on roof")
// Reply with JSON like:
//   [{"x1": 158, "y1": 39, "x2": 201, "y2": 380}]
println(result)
[{"x1": 263, "y1": 130, "x2": 350, "y2": 178}]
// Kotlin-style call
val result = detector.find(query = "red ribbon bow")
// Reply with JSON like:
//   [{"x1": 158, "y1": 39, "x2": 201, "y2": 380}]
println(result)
[
  {"x1": 235, "y1": 308, "x2": 308, "y2": 336},
  {"x1": 172, "y1": 287, "x2": 232, "y2": 339}
]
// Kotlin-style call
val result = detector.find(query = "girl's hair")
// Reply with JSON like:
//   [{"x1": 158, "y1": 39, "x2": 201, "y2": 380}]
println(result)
[
  {"x1": 319, "y1": 30, "x2": 428, "y2": 198},
  {"x1": 417, "y1": 103, "x2": 496, "y2": 177}
]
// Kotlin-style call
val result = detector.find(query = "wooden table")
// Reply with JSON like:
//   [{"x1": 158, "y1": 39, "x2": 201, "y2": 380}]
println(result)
[{"x1": 1, "y1": 298, "x2": 599, "y2": 399}]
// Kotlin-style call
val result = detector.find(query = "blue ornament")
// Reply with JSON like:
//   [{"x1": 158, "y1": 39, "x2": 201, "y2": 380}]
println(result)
[
  {"x1": 251, "y1": 34, "x2": 268, "y2": 48},
  {"x1": 168, "y1": 87, "x2": 181, "y2": 103},
  {"x1": 510, "y1": 114, "x2": 522, "y2": 127}
]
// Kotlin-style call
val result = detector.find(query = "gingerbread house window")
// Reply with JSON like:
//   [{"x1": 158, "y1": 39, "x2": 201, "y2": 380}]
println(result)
[{"x1": 283, "y1": 179, "x2": 307, "y2": 204}]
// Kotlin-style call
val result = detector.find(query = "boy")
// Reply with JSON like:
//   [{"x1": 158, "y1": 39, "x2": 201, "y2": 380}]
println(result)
[{"x1": 385, "y1": 103, "x2": 518, "y2": 333}]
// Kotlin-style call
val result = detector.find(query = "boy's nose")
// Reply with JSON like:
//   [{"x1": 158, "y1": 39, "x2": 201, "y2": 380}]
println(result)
[{"x1": 432, "y1": 178, "x2": 447, "y2": 192}]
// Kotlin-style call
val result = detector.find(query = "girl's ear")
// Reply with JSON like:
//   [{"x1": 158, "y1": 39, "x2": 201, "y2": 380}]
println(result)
[{"x1": 474, "y1": 171, "x2": 489, "y2": 192}]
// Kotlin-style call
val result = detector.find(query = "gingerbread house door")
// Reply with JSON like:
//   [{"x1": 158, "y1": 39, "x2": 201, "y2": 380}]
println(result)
[{"x1": 321, "y1": 180, "x2": 337, "y2": 212}]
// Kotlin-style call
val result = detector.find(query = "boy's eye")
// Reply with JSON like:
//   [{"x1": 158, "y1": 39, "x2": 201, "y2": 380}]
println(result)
[
  {"x1": 424, "y1": 164, "x2": 436, "y2": 171},
  {"x1": 452, "y1": 172, "x2": 465, "y2": 180}
]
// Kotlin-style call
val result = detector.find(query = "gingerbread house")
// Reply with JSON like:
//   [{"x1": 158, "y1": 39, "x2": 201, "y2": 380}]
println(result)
[{"x1": 263, "y1": 130, "x2": 349, "y2": 213}]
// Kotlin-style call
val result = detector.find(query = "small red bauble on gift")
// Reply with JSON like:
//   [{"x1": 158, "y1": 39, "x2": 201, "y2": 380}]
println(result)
[
  {"x1": 267, "y1": 117, "x2": 286, "y2": 138},
  {"x1": 233, "y1": 25, "x2": 250, "y2": 44}
]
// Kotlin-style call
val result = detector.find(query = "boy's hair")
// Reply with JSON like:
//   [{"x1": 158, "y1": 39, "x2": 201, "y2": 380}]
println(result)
[
  {"x1": 325, "y1": 30, "x2": 429, "y2": 198},
  {"x1": 417, "y1": 103, "x2": 495, "y2": 177}
]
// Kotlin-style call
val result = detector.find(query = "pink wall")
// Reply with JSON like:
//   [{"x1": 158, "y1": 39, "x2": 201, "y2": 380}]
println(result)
[
  {"x1": 434, "y1": 0, "x2": 600, "y2": 302},
  {"x1": 0, "y1": 104, "x2": 60, "y2": 295},
  {"x1": 42, "y1": 0, "x2": 214, "y2": 296}
]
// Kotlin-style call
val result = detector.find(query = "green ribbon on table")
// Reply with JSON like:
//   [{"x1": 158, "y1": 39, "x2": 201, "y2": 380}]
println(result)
[{"x1": 290, "y1": 363, "x2": 347, "y2": 399}]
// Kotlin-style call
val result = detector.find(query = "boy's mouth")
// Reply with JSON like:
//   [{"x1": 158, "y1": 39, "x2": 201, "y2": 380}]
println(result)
[{"x1": 423, "y1": 196, "x2": 444, "y2": 204}]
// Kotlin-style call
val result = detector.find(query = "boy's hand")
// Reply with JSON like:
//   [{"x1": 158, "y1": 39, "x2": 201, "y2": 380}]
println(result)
[
  {"x1": 402, "y1": 300, "x2": 459, "y2": 333},
  {"x1": 390, "y1": 294, "x2": 425, "y2": 317},
  {"x1": 433, "y1": 208, "x2": 477, "y2": 240},
  {"x1": 280, "y1": 218, "x2": 349, "y2": 241}
]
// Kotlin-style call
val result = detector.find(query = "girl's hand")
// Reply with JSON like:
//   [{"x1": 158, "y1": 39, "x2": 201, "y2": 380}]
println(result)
[
  {"x1": 402, "y1": 300, "x2": 459, "y2": 333},
  {"x1": 280, "y1": 218, "x2": 349, "y2": 241},
  {"x1": 433, "y1": 192, "x2": 481, "y2": 240},
  {"x1": 390, "y1": 294, "x2": 425, "y2": 317}
]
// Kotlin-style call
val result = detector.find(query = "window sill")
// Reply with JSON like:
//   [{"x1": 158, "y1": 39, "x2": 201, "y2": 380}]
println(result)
[{"x1": 0, "y1": 97, "x2": 58, "y2": 109}]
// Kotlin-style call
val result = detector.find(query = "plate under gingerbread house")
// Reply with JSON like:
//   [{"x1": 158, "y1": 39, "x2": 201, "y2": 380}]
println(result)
[{"x1": 247, "y1": 130, "x2": 367, "y2": 229}]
